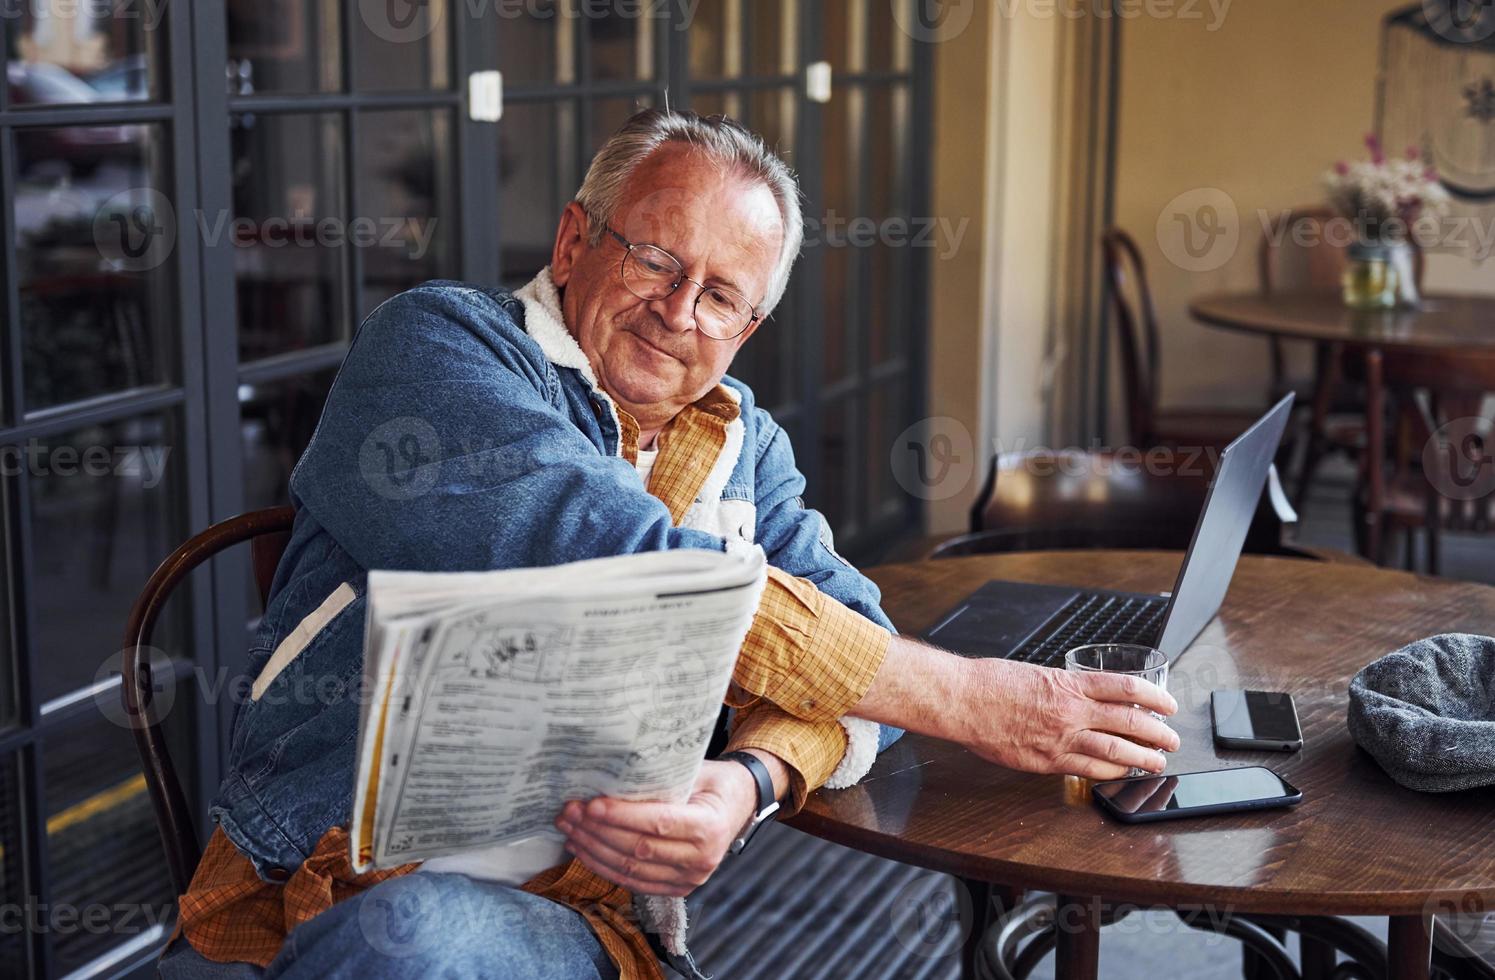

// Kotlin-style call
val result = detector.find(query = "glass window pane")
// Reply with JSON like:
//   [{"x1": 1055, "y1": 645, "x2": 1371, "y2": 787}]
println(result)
[
  {"x1": 747, "y1": 0, "x2": 796, "y2": 78},
  {"x1": 499, "y1": 100, "x2": 576, "y2": 288},
  {"x1": 498, "y1": 1, "x2": 571, "y2": 85},
  {"x1": 590, "y1": 95, "x2": 652, "y2": 155},
  {"x1": 824, "y1": 0, "x2": 865, "y2": 74},
  {"x1": 0, "y1": 755, "x2": 24, "y2": 978},
  {"x1": 45, "y1": 711, "x2": 178, "y2": 974},
  {"x1": 15, "y1": 123, "x2": 176, "y2": 413},
  {"x1": 689, "y1": 90, "x2": 741, "y2": 121},
  {"x1": 868, "y1": 84, "x2": 909, "y2": 366},
  {"x1": 688, "y1": 0, "x2": 739, "y2": 80},
  {"x1": 7, "y1": 1, "x2": 164, "y2": 105},
  {"x1": 233, "y1": 112, "x2": 350, "y2": 363},
  {"x1": 585, "y1": 7, "x2": 655, "y2": 82},
  {"x1": 226, "y1": 0, "x2": 341, "y2": 94},
  {"x1": 821, "y1": 86, "x2": 862, "y2": 384},
  {"x1": 868, "y1": 377, "x2": 908, "y2": 525},
  {"x1": 748, "y1": 86, "x2": 796, "y2": 159},
  {"x1": 352, "y1": 0, "x2": 450, "y2": 92},
  {"x1": 29, "y1": 413, "x2": 187, "y2": 706},
  {"x1": 816, "y1": 398, "x2": 853, "y2": 538},
  {"x1": 242, "y1": 369, "x2": 337, "y2": 512},
  {"x1": 357, "y1": 109, "x2": 458, "y2": 315},
  {"x1": 868, "y1": 0, "x2": 913, "y2": 72}
]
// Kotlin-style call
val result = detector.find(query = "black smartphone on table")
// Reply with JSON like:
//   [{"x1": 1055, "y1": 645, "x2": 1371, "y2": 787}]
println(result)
[
  {"x1": 1092, "y1": 766, "x2": 1303, "y2": 823},
  {"x1": 1210, "y1": 689, "x2": 1304, "y2": 751}
]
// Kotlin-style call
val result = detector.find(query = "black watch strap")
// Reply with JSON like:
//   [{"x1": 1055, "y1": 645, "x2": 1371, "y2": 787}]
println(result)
[{"x1": 718, "y1": 751, "x2": 779, "y2": 854}]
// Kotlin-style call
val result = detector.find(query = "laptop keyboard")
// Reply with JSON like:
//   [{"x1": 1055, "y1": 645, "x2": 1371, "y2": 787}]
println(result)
[{"x1": 1007, "y1": 592, "x2": 1168, "y2": 667}]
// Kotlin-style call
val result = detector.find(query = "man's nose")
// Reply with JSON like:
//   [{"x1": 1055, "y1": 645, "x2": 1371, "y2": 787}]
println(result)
[{"x1": 650, "y1": 284, "x2": 699, "y2": 334}]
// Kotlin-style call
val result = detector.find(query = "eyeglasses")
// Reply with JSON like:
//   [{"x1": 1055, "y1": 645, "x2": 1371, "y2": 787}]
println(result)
[{"x1": 605, "y1": 226, "x2": 762, "y2": 341}]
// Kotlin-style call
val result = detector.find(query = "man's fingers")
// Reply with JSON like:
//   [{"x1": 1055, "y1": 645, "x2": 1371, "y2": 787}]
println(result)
[
  {"x1": 1077, "y1": 671, "x2": 1177, "y2": 717},
  {"x1": 1070, "y1": 730, "x2": 1168, "y2": 774},
  {"x1": 1086, "y1": 702, "x2": 1180, "y2": 752},
  {"x1": 577, "y1": 796, "x2": 706, "y2": 844},
  {"x1": 566, "y1": 820, "x2": 711, "y2": 878},
  {"x1": 563, "y1": 825, "x2": 694, "y2": 886},
  {"x1": 1052, "y1": 753, "x2": 1131, "y2": 783},
  {"x1": 564, "y1": 841, "x2": 692, "y2": 897}
]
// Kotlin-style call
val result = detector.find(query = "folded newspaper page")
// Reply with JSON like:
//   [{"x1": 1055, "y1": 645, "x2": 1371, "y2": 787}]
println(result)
[{"x1": 350, "y1": 547, "x2": 768, "y2": 873}]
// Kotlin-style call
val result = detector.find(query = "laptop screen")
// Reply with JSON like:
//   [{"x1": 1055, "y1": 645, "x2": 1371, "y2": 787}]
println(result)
[{"x1": 1154, "y1": 394, "x2": 1295, "y2": 659}]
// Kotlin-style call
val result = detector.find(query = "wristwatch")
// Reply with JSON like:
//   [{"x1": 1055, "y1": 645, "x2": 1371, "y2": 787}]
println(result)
[{"x1": 718, "y1": 751, "x2": 780, "y2": 854}]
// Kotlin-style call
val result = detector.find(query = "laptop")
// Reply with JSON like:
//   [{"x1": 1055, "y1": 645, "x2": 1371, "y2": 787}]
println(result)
[{"x1": 923, "y1": 394, "x2": 1295, "y2": 666}]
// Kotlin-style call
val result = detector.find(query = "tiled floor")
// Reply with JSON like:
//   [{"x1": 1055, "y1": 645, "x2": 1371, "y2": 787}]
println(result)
[{"x1": 678, "y1": 458, "x2": 1493, "y2": 979}]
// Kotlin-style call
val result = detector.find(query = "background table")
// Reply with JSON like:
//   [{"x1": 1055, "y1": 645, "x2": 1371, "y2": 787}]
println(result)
[
  {"x1": 788, "y1": 551, "x2": 1495, "y2": 979},
  {"x1": 1189, "y1": 291, "x2": 1495, "y2": 559}
]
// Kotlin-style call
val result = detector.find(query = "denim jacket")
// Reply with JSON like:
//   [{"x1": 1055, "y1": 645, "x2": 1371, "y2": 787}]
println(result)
[{"x1": 212, "y1": 271, "x2": 900, "y2": 884}]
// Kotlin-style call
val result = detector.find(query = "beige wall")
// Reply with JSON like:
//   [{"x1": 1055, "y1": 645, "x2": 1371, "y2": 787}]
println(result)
[
  {"x1": 1113, "y1": 0, "x2": 1495, "y2": 424},
  {"x1": 925, "y1": 3, "x2": 1064, "y2": 534}
]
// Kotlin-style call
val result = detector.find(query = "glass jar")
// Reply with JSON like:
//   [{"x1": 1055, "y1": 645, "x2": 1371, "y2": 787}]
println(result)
[{"x1": 1343, "y1": 241, "x2": 1399, "y2": 310}]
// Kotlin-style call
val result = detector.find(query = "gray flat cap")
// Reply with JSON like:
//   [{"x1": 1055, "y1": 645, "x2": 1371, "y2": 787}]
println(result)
[{"x1": 1347, "y1": 632, "x2": 1495, "y2": 793}]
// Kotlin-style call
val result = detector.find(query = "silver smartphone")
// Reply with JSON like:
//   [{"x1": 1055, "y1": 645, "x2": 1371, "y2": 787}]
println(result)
[{"x1": 1210, "y1": 689, "x2": 1304, "y2": 752}]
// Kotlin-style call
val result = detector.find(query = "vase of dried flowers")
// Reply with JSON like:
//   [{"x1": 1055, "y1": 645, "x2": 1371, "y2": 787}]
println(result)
[{"x1": 1324, "y1": 135, "x2": 1449, "y2": 310}]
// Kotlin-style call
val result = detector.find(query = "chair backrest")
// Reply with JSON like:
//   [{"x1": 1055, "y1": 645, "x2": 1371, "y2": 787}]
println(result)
[
  {"x1": 122, "y1": 506, "x2": 296, "y2": 896},
  {"x1": 1258, "y1": 205, "x2": 1426, "y2": 294},
  {"x1": 935, "y1": 449, "x2": 1303, "y2": 559},
  {"x1": 1100, "y1": 228, "x2": 1161, "y2": 447}
]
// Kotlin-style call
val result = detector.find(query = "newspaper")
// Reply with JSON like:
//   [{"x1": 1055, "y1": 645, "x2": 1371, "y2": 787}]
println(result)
[{"x1": 349, "y1": 547, "x2": 767, "y2": 874}]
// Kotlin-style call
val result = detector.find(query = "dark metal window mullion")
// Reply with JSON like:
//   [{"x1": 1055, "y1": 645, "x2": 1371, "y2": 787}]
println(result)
[
  {"x1": 796, "y1": 0, "x2": 825, "y2": 501},
  {"x1": 906, "y1": 36, "x2": 934, "y2": 533},
  {"x1": 849, "y1": 77, "x2": 874, "y2": 541}
]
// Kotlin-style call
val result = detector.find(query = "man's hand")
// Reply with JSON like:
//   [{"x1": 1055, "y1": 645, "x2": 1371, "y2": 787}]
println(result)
[
  {"x1": 957, "y1": 657, "x2": 1180, "y2": 780},
  {"x1": 851, "y1": 636, "x2": 1180, "y2": 783},
  {"x1": 555, "y1": 758, "x2": 757, "y2": 897}
]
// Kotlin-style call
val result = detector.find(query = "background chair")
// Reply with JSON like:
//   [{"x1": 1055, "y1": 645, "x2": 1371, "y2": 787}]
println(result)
[
  {"x1": 929, "y1": 449, "x2": 1338, "y2": 562},
  {"x1": 123, "y1": 506, "x2": 296, "y2": 896},
  {"x1": 1357, "y1": 351, "x2": 1495, "y2": 573},
  {"x1": 1257, "y1": 206, "x2": 1428, "y2": 514},
  {"x1": 1100, "y1": 228, "x2": 1270, "y2": 452}
]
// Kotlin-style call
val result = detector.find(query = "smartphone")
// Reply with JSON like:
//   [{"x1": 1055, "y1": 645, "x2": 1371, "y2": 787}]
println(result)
[
  {"x1": 1210, "y1": 689, "x2": 1304, "y2": 751},
  {"x1": 1092, "y1": 766, "x2": 1303, "y2": 823}
]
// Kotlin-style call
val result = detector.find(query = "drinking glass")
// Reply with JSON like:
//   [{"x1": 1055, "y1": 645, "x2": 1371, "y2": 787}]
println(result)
[{"x1": 1062, "y1": 643, "x2": 1171, "y2": 803}]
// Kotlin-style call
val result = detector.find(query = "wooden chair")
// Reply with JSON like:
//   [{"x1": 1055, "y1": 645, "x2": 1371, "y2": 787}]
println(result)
[
  {"x1": 122, "y1": 506, "x2": 297, "y2": 895},
  {"x1": 1100, "y1": 229, "x2": 1268, "y2": 452},
  {"x1": 1258, "y1": 206, "x2": 1428, "y2": 513},
  {"x1": 929, "y1": 449, "x2": 1346, "y2": 563},
  {"x1": 1358, "y1": 351, "x2": 1495, "y2": 573}
]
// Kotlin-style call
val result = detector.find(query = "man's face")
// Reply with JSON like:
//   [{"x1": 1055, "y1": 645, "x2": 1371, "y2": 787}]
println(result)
[{"x1": 550, "y1": 143, "x2": 785, "y2": 426}]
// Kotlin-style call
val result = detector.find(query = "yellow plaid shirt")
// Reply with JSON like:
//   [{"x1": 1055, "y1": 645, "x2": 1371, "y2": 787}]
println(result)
[{"x1": 176, "y1": 384, "x2": 892, "y2": 978}]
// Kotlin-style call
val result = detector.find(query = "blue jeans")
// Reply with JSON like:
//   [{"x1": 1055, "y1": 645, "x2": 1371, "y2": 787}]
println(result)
[{"x1": 158, "y1": 872, "x2": 619, "y2": 980}]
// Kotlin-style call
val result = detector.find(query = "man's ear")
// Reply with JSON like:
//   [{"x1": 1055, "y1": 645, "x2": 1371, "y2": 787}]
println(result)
[{"x1": 550, "y1": 202, "x2": 592, "y2": 288}]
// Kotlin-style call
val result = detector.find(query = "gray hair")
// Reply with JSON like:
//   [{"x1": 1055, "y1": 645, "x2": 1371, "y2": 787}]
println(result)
[{"x1": 574, "y1": 108, "x2": 804, "y2": 318}]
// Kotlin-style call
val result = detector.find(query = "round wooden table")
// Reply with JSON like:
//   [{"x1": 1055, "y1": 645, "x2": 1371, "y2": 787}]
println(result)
[
  {"x1": 1190, "y1": 291, "x2": 1495, "y2": 560},
  {"x1": 789, "y1": 551, "x2": 1495, "y2": 980}
]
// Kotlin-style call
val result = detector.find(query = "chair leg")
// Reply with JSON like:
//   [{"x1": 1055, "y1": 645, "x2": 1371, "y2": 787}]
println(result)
[
  {"x1": 1427, "y1": 523, "x2": 1441, "y2": 577},
  {"x1": 1294, "y1": 342, "x2": 1343, "y2": 516},
  {"x1": 1404, "y1": 528, "x2": 1417, "y2": 573}
]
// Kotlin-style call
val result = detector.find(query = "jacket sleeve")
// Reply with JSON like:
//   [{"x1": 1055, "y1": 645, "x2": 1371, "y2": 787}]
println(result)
[{"x1": 288, "y1": 284, "x2": 727, "y2": 572}]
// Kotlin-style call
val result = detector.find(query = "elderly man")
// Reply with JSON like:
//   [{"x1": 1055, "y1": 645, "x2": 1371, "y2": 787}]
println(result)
[{"x1": 160, "y1": 110, "x2": 1176, "y2": 980}]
